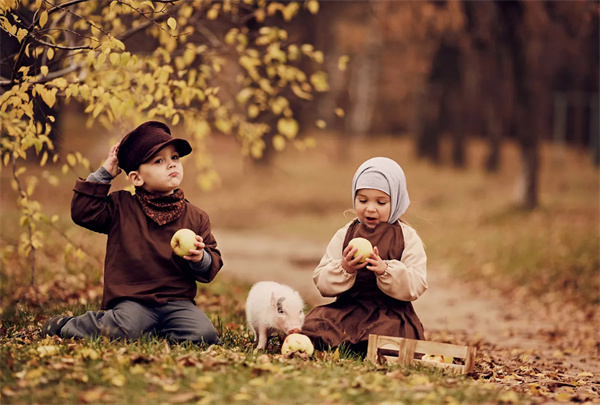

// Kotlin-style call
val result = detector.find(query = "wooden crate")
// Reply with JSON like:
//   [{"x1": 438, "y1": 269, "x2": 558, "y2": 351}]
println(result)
[{"x1": 366, "y1": 334, "x2": 476, "y2": 374}]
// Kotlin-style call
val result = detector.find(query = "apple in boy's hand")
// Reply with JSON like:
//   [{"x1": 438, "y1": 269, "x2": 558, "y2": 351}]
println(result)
[
  {"x1": 348, "y1": 237, "x2": 373, "y2": 263},
  {"x1": 281, "y1": 333, "x2": 314, "y2": 357},
  {"x1": 171, "y1": 228, "x2": 197, "y2": 257}
]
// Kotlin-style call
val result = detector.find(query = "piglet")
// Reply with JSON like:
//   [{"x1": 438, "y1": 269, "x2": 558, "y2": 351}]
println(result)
[{"x1": 245, "y1": 281, "x2": 306, "y2": 349}]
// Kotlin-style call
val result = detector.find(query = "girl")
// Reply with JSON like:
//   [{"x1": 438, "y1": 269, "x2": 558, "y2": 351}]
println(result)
[{"x1": 301, "y1": 157, "x2": 427, "y2": 353}]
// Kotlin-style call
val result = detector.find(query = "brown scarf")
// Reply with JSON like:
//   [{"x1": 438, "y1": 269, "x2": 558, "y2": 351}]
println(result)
[{"x1": 135, "y1": 187, "x2": 185, "y2": 225}]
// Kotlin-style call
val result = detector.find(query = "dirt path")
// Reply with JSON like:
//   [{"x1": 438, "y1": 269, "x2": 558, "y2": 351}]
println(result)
[{"x1": 214, "y1": 228, "x2": 600, "y2": 398}]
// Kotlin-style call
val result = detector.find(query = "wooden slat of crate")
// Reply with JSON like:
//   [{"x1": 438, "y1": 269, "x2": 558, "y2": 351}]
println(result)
[{"x1": 366, "y1": 334, "x2": 476, "y2": 374}]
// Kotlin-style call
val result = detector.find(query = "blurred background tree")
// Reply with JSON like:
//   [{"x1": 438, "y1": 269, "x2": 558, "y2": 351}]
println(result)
[
  {"x1": 0, "y1": 0, "x2": 328, "y2": 291},
  {"x1": 308, "y1": 0, "x2": 597, "y2": 209}
]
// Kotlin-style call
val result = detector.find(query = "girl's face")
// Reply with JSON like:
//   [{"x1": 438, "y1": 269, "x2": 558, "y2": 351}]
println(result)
[
  {"x1": 128, "y1": 144, "x2": 183, "y2": 195},
  {"x1": 354, "y1": 188, "x2": 391, "y2": 229}
]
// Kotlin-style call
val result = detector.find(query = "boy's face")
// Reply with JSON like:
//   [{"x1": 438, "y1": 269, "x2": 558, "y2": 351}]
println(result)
[
  {"x1": 128, "y1": 144, "x2": 183, "y2": 195},
  {"x1": 354, "y1": 188, "x2": 391, "y2": 229}
]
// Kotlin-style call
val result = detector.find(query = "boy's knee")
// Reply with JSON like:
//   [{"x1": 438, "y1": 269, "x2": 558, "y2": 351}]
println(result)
[{"x1": 177, "y1": 326, "x2": 220, "y2": 345}]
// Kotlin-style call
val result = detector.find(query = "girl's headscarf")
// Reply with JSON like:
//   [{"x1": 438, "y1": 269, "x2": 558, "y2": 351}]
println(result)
[{"x1": 351, "y1": 157, "x2": 410, "y2": 223}]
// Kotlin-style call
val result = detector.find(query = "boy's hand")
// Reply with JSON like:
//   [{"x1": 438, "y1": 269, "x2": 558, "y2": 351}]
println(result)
[
  {"x1": 102, "y1": 142, "x2": 121, "y2": 178},
  {"x1": 341, "y1": 244, "x2": 367, "y2": 274},
  {"x1": 183, "y1": 235, "x2": 205, "y2": 262},
  {"x1": 365, "y1": 246, "x2": 388, "y2": 276}
]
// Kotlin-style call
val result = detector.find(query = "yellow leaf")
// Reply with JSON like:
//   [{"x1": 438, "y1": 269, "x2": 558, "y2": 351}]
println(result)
[
  {"x1": 272, "y1": 135, "x2": 286, "y2": 151},
  {"x1": 41, "y1": 87, "x2": 57, "y2": 108},
  {"x1": 130, "y1": 364, "x2": 145, "y2": 375},
  {"x1": 79, "y1": 348, "x2": 100, "y2": 360},
  {"x1": 40, "y1": 65, "x2": 49, "y2": 77},
  {"x1": 498, "y1": 391, "x2": 519, "y2": 404},
  {"x1": 15, "y1": 166, "x2": 26, "y2": 177},
  {"x1": 110, "y1": 374, "x2": 126, "y2": 387},
  {"x1": 66, "y1": 153, "x2": 77, "y2": 167},
  {"x1": 47, "y1": 47, "x2": 54, "y2": 60},
  {"x1": 162, "y1": 383, "x2": 180, "y2": 392},
  {"x1": 39, "y1": 11, "x2": 48, "y2": 28},
  {"x1": 232, "y1": 392, "x2": 252, "y2": 401},
  {"x1": 316, "y1": 119, "x2": 326, "y2": 129},
  {"x1": 37, "y1": 345, "x2": 59, "y2": 357},
  {"x1": 16, "y1": 28, "x2": 27, "y2": 42},
  {"x1": 109, "y1": 53, "x2": 120, "y2": 66},
  {"x1": 277, "y1": 118, "x2": 298, "y2": 139},
  {"x1": 248, "y1": 104, "x2": 260, "y2": 118},
  {"x1": 140, "y1": 1, "x2": 154, "y2": 9},
  {"x1": 167, "y1": 17, "x2": 177, "y2": 31},
  {"x1": 307, "y1": 0, "x2": 319, "y2": 14},
  {"x1": 335, "y1": 108, "x2": 345, "y2": 117},
  {"x1": 338, "y1": 55, "x2": 350, "y2": 72},
  {"x1": 51, "y1": 215, "x2": 59, "y2": 223},
  {"x1": 310, "y1": 71, "x2": 329, "y2": 92},
  {"x1": 120, "y1": 52, "x2": 131, "y2": 67},
  {"x1": 92, "y1": 104, "x2": 104, "y2": 118},
  {"x1": 61, "y1": 164, "x2": 69, "y2": 175}
]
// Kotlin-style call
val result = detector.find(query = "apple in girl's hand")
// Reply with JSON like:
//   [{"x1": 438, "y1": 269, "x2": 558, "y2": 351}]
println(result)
[
  {"x1": 349, "y1": 237, "x2": 373, "y2": 263},
  {"x1": 171, "y1": 228, "x2": 197, "y2": 257},
  {"x1": 281, "y1": 333, "x2": 314, "y2": 357}
]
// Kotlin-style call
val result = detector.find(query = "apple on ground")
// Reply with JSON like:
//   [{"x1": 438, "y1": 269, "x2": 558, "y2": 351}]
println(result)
[
  {"x1": 348, "y1": 237, "x2": 373, "y2": 263},
  {"x1": 281, "y1": 333, "x2": 314, "y2": 357},
  {"x1": 171, "y1": 228, "x2": 197, "y2": 257},
  {"x1": 421, "y1": 354, "x2": 453, "y2": 364}
]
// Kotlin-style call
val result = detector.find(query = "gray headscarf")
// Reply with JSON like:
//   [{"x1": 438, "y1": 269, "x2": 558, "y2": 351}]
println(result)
[{"x1": 352, "y1": 157, "x2": 410, "y2": 223}]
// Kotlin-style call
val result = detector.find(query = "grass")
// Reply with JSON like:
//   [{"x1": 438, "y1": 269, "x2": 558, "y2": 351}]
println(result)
[{"x1": 1, "y1": 278, "x2": 519, "y2": 405}]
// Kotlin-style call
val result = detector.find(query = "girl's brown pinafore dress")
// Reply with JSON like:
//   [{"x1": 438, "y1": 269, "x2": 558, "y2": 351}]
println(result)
[{"x1": 302, "y1": 220, "x2": 424, "y2": 352}]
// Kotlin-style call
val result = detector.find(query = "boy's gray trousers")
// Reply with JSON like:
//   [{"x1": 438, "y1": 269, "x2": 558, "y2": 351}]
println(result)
[{"x1": 61, "y1": 299, "x2": 220, "y2": 345}]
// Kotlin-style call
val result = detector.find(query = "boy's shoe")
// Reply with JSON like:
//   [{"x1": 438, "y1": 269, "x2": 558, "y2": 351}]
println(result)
[{"x1": 42, "y1": 316, "x2": 73, "y2": 336}]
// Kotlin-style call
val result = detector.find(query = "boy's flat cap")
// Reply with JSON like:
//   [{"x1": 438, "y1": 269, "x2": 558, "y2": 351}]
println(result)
[{"x1": 117, "y1": 121, "x2": 192, "y2": 173}]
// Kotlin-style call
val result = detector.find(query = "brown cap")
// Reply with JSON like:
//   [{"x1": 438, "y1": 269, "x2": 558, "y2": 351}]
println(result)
[{"x1": 117, "y1": 121, "x2": 192, "y2": 173}]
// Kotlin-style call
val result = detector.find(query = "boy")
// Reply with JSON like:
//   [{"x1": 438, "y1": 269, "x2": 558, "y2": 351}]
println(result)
[{"x1": 43, "y1": 121, "x2": 223, "y2": 344}]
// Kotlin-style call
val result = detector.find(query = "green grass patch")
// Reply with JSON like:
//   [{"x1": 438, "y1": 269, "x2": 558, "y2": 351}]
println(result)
[{"x1": 0, "y1": 278, "x2": 520, "y2": 405}]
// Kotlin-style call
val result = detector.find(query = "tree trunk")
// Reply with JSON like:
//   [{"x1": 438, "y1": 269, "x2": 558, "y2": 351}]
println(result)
[{"x1": 345, "y1": 6, "x2": 383, "y2": 138}]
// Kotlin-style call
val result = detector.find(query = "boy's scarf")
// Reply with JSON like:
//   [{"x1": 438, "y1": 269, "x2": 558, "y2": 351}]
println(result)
[{"x1": 135, "y1": 187, "x2": 185, "y2": 225}]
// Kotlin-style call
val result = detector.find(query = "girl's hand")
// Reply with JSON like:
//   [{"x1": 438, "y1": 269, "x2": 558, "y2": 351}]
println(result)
[
  {"x1": 183, "y1": 235, "x2": 205, "y2": 262},
  {"x1": 365, "y1": 246, "x2": 388, "y2": 276},
  {"x1": 341, "y1": 244, "x2": 367, "y2": 274},
  {"x1": 102, "y1": 142, "x2": 122, "y2": 178}
]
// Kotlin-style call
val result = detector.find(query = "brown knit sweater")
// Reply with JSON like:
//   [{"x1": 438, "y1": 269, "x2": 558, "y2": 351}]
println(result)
[{"x1": 71, "y1": 179, "x2": 223, "y2": 310}]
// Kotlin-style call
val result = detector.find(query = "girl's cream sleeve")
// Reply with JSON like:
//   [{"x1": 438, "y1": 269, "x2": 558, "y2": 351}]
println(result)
[
  {"x1": 312, "y1": 222, "x2": 357, "y2": 297},
  {"x1": 376, "y1": 222, "x2": 428, "y2": 301}
]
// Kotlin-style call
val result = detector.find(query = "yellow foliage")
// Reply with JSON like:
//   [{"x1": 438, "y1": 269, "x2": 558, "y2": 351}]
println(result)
[{"x1": 1, "y1": 0, "x2": 328, "y2": 273}]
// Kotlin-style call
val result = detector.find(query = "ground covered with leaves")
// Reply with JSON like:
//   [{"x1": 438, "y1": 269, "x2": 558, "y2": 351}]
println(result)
[{"x1": 1, "y1": 278, "x2": 598, "y2": 405}]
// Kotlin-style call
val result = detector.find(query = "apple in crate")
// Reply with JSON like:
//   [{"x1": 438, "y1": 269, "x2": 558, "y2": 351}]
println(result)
[{"x1": 281, "y1": 333, "x2": 314, "y2": 357}]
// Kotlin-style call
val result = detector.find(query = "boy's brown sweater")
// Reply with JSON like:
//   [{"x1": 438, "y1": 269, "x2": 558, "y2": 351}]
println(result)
[{"x1": 71, "y1": 179, "x2": 223, "y2": 310}]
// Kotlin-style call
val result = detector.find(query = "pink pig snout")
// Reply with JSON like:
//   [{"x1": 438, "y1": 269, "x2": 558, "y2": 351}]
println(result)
[{"x1": 287, "y1": 328, "x2": 301, "y2": 335}]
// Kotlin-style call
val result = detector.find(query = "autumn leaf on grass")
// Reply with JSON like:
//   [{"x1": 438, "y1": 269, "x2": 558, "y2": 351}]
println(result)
[
  {"x1": 161, "y1": 382, "x2": 180, "y2": 392},
  {"x1": 102, "y1": 368, "x2": 126, "y2": 387},
  {"x1": 497, "y1": 391, "x2": 519, "y2": 404},
  {"x1": 37, "y1": 345, "x2": 59, "y2": 357},
  {"x1": 190, "y1": 375, "x2": 214, "y2": 390},
  {"x1": 170, "y1": 392, "x2": 198, "y2": 403},
  {"x1": 79, "y1": 388, "x2": 106, "y2": 404},
  {"x1": 77, "y1": 347, "x2": 100, "y2": 360}
]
